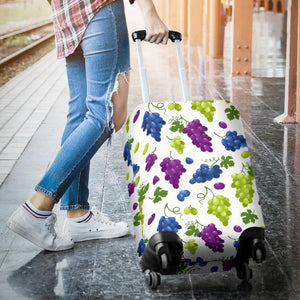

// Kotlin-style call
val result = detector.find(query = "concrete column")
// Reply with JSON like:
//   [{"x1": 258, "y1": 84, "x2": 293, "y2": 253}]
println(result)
[{"x1": 232, "y1": 0, "x2": 253, "y2": 76}]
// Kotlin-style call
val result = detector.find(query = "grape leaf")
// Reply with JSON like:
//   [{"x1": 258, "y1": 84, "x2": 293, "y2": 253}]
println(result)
[
  {"x1": 225, "y1": 105, "x2": 240, "y2": 120},
  {"x1": 138, "y1": 183, "x2": 149, "y2": 202},
  {"x1": 133, "y1": 212, "x2": 141, "y2": 226},
  {"x1": 152, "y1": 187, "x2": 168, "y2": 203},
  {"x1": 177, "y1": 262, "x2": 189, "y2": 274},
  {"x1": 185, "y1": 225, "x2": 195, "y2": 236},
  {"x1": 241, "y1": 210, "x2": 258, "y2": 224},
  {"x1": 185, "y1": 224, "x2": 200, "y2": 237},
  {"x1": 128, "y1": 138, "x2": 134, "y2": 150},
  {"x1": 170, "y1": 120, "x2": 184, "y2": 133},
  {"x1": 247, "y1": 165, "x2": 254, "y2": 177},
  {"x1": 220, "y1": 156, "x2": 234, "y2": 169}
]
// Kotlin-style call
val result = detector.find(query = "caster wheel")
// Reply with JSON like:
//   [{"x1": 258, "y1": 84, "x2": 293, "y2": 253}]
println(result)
[
  {"x1": 161, "y1": 253, "x2": 169, "y2": 271},
  {"x1": 144, "y1": 270, "x2": 160, "y2": 289},
  {"x1": 237, "y1": 263, "x2": 252, "y2": 282},
  {"x1": 254, "y1": 248, "x2": 263, "y2": 264},
  {"x1": 252, "y1": 239, "x2": 266, "y2": 264}
]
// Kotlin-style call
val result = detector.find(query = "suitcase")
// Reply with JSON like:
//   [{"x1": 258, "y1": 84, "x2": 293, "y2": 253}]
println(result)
[{"x1": 123, "y1": 30, "x2": 266, "y2": 289}]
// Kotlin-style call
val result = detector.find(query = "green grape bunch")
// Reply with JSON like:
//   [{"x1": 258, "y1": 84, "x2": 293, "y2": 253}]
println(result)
[
  {"x1": 184, "y1": 239, "x2": 198, "y2": 255},
  {"x1": 231, "y1": 173, "x2": 255, "y2": 207},
  {"x1": 191, "y1": 100, "x2": 216, "y2": 122},
  {"x1": 170, "y1": 136, "x2": 185, "y2": 154},
  {"x1": 184, "y1": 206, "x2": 198, "y2": 216},
  {"x1": 207, "y1": 195, "x2": 232, "y2": 226},
  {"x1": 168, "y1": 103, "x2": 182, "y2": 111}
]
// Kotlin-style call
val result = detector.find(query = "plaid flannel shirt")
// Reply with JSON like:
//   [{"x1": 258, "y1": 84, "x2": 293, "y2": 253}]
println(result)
[{"x1": 51, "y1": 0, "x2": 135, "y2": 59}]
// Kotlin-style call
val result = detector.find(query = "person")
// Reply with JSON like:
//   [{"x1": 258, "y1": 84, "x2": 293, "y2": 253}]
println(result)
[{"x1": 7, "y1": 0, "x2": 169, "y2": 251}]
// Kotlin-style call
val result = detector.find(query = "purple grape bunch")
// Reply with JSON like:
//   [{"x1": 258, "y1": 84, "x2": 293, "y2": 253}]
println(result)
[
  {"x1": 128, "y1": 182, "x2": 135, "y2": 197},
  {"x1": 123, "y1": 141, "x2": 132, "y2": 166},
  {"x1": 183, "y1": 119, "x2": 213, "y2": 152},
  {"x1": 157, "y1": 216, "x2": 182, "y2": 233},
  {"x1": 160, "y1": 157, "x2": 186, "y2": 189},
  {"x1": 221, "y1": 131, "x2": 247, "y2": 151},
  {"x1": 197, "y1": 223, "x2": 224, "y2": 252},
  {"x1": 189, "y1": 164, "x2": 222, "y2": 184},
  {"x1": 142, "y1": 111, "x2": 166, "y2": 142},
  {"x1": 145, "y1": 153, "x2": 157, "y2": 172},
  {"x1": 223, "y1": 260, "x2": 233, "y2": 271}
]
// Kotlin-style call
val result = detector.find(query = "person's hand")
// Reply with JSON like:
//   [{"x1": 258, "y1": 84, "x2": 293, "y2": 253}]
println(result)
[
  {"x1": 135, "y1": 0, "x2": 169, "y2": 44},
  {"x1": 143, "y1": 10, "x2": 169, "y2": 44}
]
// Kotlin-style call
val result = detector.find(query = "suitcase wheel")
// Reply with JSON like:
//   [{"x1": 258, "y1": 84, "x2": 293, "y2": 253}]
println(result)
[
  {"x1": 251, "y1": 238, "x2": 266, "y2": 264},
  {"x1": 144, "y1": 269, "x2": 161, "y2": 289},
  {"x1": 161, "y1": 253, "x2": 169, "y2": 271},
  {"x1": 236, "y1": 262, "x2": 253, "y2": 282}
]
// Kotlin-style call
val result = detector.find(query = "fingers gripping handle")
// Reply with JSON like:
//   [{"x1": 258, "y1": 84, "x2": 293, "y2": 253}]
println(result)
[
  {"x1": 132, "y1": 30, "x2": 182, "y2": 43},
  {"x1": 132, "y1": 30, "x2": 190, "y2": 104}
]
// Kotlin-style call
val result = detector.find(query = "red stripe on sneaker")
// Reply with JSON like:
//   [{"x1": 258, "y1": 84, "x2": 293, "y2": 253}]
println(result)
[
  {"x1": 22, "y1": 205, "x2": 49, "y2": 219},
  {"x1": 84, "y1": 212, "x2": 93, "y2": 223}
]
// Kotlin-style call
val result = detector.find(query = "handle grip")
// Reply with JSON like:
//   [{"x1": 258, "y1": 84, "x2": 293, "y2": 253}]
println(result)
[{"x1": 132, "y1": 30, "x2": 182, "y2": 43}]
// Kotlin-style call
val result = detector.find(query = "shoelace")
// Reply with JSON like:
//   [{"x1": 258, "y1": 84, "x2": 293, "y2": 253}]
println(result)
[
  {"x1": 44, "y1": 213, "x2": 57, "y2": 238},
  {"x1": 91, "y1": 207, "x2": 115, "y2": 225}
]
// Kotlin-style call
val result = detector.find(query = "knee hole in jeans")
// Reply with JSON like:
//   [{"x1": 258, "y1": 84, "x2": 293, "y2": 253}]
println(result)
[{"x1": 111, "y1": 71, "x2": 130, "y2": 132}]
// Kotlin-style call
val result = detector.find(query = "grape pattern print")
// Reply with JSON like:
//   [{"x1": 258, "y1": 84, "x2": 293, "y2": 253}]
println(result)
[
  {"x1": 123, "y1": 100, "x2": 265, "y2": 275},
  {"x1": 142, "y1": 111, "x2": 166, "y2": 142},
  {"x1": 183, "y1": 119, "x2": 213, "y2": 152},
  {"x1": 160, "y1": 157, "x2": 186, "y2": 189}
]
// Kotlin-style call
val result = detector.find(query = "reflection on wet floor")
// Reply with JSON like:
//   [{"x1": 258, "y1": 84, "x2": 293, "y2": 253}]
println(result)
[{"x1": 0, "y1": 9, "x2": 300, "y2": 300}]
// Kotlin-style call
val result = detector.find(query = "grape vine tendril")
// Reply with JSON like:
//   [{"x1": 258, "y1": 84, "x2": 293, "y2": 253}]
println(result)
[
  {"x1": 148, "y1": 102, "x2": 167, "y2": 114},
  {"x1": 164, "y1": 203, "x2": 183, "y2": 220}
]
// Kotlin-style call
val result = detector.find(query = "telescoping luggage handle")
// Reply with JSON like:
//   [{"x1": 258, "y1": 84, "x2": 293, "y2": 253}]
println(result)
[{"x1": 132, "y1": 30, "x2": 190, "y2": 104}]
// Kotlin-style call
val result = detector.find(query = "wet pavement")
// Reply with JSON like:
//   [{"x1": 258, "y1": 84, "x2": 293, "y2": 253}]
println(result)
[{"x1": 0, "y1": 7, "x2": 300, "y2": 300}]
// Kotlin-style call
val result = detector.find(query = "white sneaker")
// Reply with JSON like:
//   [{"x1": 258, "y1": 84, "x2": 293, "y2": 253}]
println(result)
[
  {"x1": 7, "y1": 205, "x2": 74, "y2": 251},
  {"x1": 63, "y1": 208, "x2": 130, "y2": 242}
]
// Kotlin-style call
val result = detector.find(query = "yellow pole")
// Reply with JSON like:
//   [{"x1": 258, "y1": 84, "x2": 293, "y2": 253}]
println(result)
[
  {"x1": 264, "y1": 0, "x2": 269, "y2": 11},
  {"x1": 232, "y1": 0, "x2": 253, "y2": 76},
  {"x1": 188, "y1": 0, "x2": 204, "y2": 47},
  {"x1": 161, "y1": 0, "x2": 168, "y2": 25},
  {"x1": 282, "y1": 0, "x2": 286, "y2": 13},
  {"x1": 296, "y1": 0, "x2": 300, "y2": 122},
  {"x1": 273, "y1": 0, "x2": 278, "y2": 13},
  {"x1": 209, "y1": 0, "x2": 222, "y2": 58},
  {"x1": 204, "y1": 0, "x2": 210, "y2": 55},
  {"x1": 169, "y1": 0, "x2": 177, "y2": 30},
  {"x1": 180, "y1": 0, "x2": 188, "y2": 37}
]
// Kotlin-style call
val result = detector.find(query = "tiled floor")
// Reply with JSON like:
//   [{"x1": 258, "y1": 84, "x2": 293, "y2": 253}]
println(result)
[{"x1": 0, "y1": 7, "x2": 300, "y2": 300}]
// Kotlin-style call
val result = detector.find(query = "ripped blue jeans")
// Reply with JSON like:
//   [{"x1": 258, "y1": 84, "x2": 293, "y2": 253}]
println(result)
[{"x1": 35, "y1": 0, "x2": 130, "y2": 209}]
